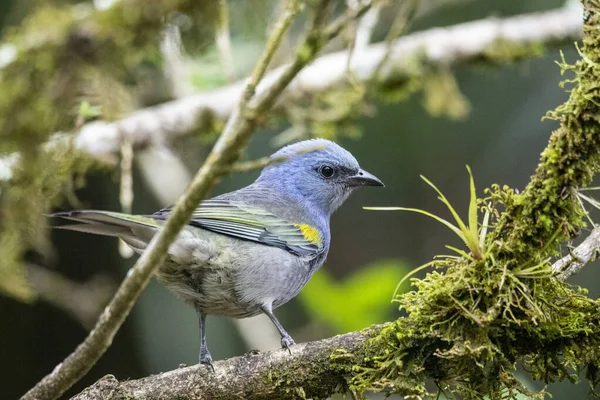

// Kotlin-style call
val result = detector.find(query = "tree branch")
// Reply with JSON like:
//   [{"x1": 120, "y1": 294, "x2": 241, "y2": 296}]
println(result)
[
  {"x1": 70, "y1": 325, "x2": 384, "y2": 400},
  {"x1": 0, "y1": 4, "x2": 582, "y2": 172},
  {"x1": 66, "y1": 212, "x2": 600, "y2": 400},
  {"x1": 67, "y1": 226, "x2": 600, "y2": 400},
  {"x1": 552, "y1": 228, "x2": 600, "y2": 280}
]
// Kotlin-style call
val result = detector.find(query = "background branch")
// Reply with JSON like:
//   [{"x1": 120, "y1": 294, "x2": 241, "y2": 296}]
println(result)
[{"x1": 0, "y1": 4, "x2": 582, "y2": 172}]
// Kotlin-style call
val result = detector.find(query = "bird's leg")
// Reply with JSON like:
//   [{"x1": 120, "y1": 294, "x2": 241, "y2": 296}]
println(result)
[
  {"x1": 196, "y1": 309, "x2": 214, "y2": 371},
  {"x1": 261, "y1": 304, "x2": 295, "y2": 353}
]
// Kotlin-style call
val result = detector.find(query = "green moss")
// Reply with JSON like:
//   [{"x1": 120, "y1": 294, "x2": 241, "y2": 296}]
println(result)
[
  {"x1": 421, "y1": 70, "x2": 471, "y2": 120},
  {"x1": 481, "y1": 39, "x2": 546, "y2": 64},
  {"x1": 349, "y1": 228, "x2": 600, "y2": 398},
  {"x1": 348, "y1": 10, "x2": 600, "y2": 397},
  {"x1": 0, "y1": 144, "x2": 97, "y2": 301},
  {"x1": 282, "y1": 80, "x2": 370, "y2": 143}
]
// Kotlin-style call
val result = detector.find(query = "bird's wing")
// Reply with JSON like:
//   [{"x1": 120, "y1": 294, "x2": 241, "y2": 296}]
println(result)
[{"x1": 151, "y1": 199, "x2": 324, "y2": 257}]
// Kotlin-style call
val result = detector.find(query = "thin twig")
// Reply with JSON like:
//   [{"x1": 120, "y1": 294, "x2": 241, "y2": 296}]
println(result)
[
  {"x1": 241, "y1": 0, "x2": 304, "y2": 110},
  {"x1": 552, "y1": 228, "x2": 600, "y2": 280},
  {"x1": 118, "y1": 133, "x2": 134, "y2": 258},
  {"x1": 321, "y1": 0, "x2": 372, "y2": 42},
  {"x1": 19, "y1": 2, "x2": 305, "y2": 399},
  {"x1": 231, "y1": 156, "x2": 272, "y2": 172},
  {"x1": 347, "y1": 5, "x2": 381, "y2": 69}
]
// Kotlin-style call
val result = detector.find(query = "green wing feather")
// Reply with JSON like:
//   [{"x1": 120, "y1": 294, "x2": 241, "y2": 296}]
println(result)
[{"x1": 152, "y1": 199, "x2": 324, "y2": 257}]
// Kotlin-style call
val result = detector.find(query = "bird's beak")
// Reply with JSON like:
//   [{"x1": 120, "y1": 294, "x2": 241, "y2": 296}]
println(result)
[{"x1": 347, "y1": 169, "x2": 385, "y2": 187}]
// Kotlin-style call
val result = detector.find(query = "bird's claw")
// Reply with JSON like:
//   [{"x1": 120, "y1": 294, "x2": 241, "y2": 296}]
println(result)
[
  {"x1": 281, "y1": 335, "x2": 295, "y2": 354},
  {"x1": 200, "y1": 348, "x2": 215, "y2": 372}
]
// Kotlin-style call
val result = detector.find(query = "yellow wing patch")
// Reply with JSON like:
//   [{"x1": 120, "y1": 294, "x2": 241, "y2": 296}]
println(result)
[{"x1": 294, "y1": 224, "x2": 322, "y2": 246}]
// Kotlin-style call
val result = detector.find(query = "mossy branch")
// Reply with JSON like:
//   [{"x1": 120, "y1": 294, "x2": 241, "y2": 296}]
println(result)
[
  {"x1": 70, "y1": 326, "x2": 384, "y2": 400},
  {"x1": 488, "y1": 1, "x2": 600, "y2": 271}
]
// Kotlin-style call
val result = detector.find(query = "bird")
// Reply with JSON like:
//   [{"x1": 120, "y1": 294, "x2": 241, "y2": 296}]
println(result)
[{"x1": 49, "y1": 138, "x2": 384, "y2": 370}]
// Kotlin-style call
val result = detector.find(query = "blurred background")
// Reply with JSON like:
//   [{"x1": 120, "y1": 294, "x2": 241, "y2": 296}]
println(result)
[{"x1": 0, "y1": 0, "x2": 594, "y2": 398}]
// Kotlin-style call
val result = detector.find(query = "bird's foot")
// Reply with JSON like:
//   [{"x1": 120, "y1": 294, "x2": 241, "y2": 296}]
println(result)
[
  {"x1": 199, "y1": 348, "x2": 215, "y2": 372},
  {"x1": 281, "y1": 335, "x2": 295, "y2": 354}
]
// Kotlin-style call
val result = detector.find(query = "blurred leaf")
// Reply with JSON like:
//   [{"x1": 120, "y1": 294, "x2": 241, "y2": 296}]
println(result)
[{"x1": 298, "y1": 259, "x2": 411, "y2": 333}]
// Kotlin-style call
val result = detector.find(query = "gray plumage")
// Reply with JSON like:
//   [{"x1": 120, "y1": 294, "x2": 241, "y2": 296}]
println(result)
[{"x1": 50, "y1": 139, "x2": 384, "y2": 369}]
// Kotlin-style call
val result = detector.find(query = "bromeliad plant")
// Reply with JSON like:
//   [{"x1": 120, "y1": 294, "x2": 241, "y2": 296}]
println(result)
[
  {"x1": 365, "y1": 166, "x2": 491, "y2": 297},
  {"x1": 355, "y1": 167, "x2": 600, "y2": 399}
]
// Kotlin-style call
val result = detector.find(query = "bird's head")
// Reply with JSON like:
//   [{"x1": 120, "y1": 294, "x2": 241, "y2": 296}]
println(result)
[{"x1": 256, "y1": 139, "x2": 384, "y2": 216}]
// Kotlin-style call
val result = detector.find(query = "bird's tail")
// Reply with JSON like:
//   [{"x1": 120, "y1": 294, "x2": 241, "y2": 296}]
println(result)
[{"x1": 49, "y1": 210, "x2": 161, "y2": 251}]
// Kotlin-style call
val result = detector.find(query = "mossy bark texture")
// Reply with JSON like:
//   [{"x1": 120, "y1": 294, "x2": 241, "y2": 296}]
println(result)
[{"x1": 70, "y1": 327, "x2": 382, "y2": 400}]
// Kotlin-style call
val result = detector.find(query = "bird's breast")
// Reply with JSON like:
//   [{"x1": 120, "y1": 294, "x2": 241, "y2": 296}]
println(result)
[{"x1": 155, "y1": 227, "x2": 322, "y2": 318}]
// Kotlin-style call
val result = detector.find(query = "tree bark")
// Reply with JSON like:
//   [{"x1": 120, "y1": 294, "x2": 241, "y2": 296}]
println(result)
[{"x1": 71, "y1": 326, "x2": 383, "y2": 400}]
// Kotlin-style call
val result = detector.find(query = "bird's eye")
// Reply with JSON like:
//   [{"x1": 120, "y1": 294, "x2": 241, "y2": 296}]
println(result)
[{"x1": 319, "y1": 165, "x2": 335, "y2": 178}]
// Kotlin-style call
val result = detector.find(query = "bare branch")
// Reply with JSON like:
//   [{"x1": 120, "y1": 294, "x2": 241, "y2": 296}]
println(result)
[
  {"x1": 552, "y1": 228, "x2": 600, "y2": 280},
  {"x1": 0, "y1": 5, "x2": 581, "y2": 172},
  {"x1": 70, "y1": 325, "x2": 383, "y2": 400}
]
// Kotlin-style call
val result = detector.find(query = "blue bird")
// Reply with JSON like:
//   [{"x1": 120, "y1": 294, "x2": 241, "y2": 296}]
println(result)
[{"x1": 50, "y1": 139, "x2": 384, "y2": 369}]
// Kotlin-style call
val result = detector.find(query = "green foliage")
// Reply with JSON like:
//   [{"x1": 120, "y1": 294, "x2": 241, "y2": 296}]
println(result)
[
  {"x1": 298, "y1": 260, "x2": 409, "y2": 333},
  {"x1": 375, "y1": 39, "x2": 549, "y2": 121},
  {"x1": 277, "y1": 79, "x2": 371, "y2": 145},
  {"x1": 421, "y1": 71, "x2": 471, "y2": 120},
  {"x1": 481, "y1": 39, "x2": 545, "y2": 64}
]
